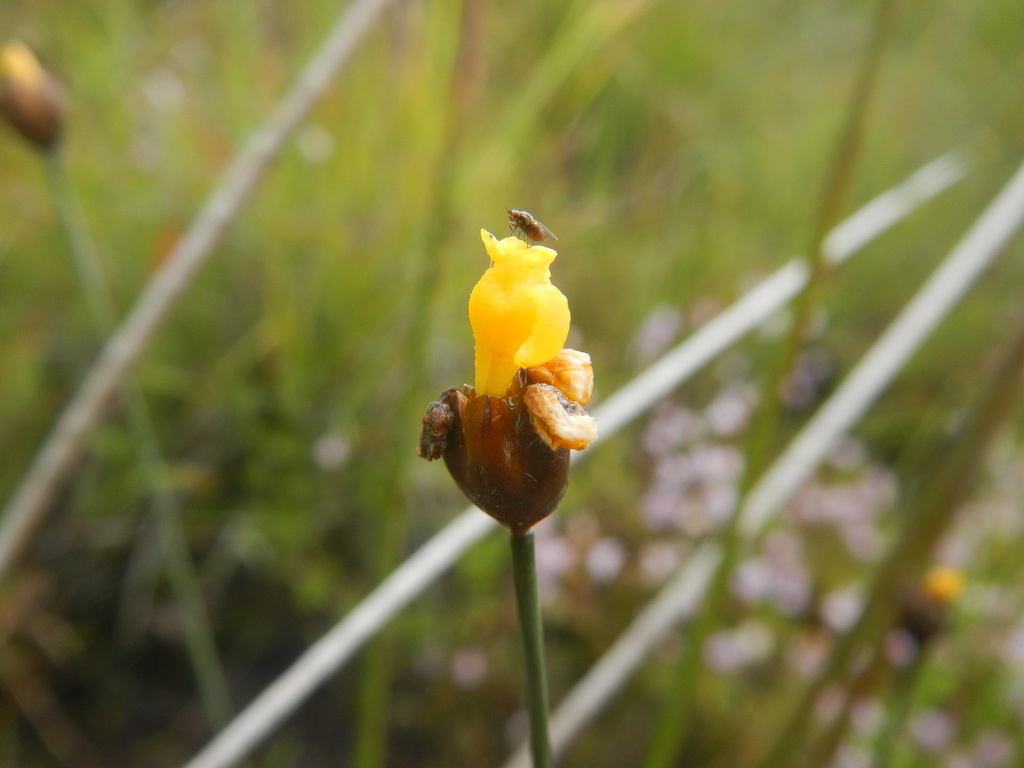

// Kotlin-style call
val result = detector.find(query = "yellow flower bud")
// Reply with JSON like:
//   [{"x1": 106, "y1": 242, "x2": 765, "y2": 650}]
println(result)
[
  {"x1": 470, "y1": 230, "x2": 570, "y2": 397},
  {"x1": 920, "y1": 565, "x2": 964, "y2": 606},
  {"x1": 897, "y1": 565, "x2": 964, "y2": 647},
  {"x1": 0, "y1": 41, "x2": 64, "y2": 150}
]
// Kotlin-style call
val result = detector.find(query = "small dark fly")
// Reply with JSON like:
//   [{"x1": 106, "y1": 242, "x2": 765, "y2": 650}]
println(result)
[{"x1": 507, "y1": 208, "x2": 558, "y2": 245}]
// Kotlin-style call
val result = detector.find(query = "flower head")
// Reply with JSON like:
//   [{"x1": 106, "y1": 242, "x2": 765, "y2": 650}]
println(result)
[
  {"x1": 418, "y1": 226, "x2": 595, "y2": 535},
  {"x1": 470, "y1": 230, "x2": 569, "y2": 397},
  {"x1": 897, "y1": 565, "x2": 964, "y2": 647},
  {"x1": 920, "y1": 565, "x2": 964, "y2": 605},
  {"x1": 0, "y1": 42, "x2": 64, "y2": 150}
]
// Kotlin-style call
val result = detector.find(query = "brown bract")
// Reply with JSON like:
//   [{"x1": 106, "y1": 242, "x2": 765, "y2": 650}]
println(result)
[
  {"x1": 418, "y1": 349, "x2": 596, "y2": 535},
  {"x1": 418, "y1": 373, "x2": 570, "y2": 536}
]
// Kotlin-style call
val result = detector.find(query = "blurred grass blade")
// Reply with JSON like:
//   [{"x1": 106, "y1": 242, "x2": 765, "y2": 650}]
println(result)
[
  {"x1": 181, "y1": 511, "x2": 496, "y2": 768},
  {"x1": 0, "y1": 0, "x2": 406, "y2": 579},
  {"x1": 503, "y1": 154, "x2": 1024, "y2": 768},
  {"x1": 741, "y1": 154, "x2": 1024, "y2": 537},
  {"x1": 760, "y1": 290, "x2": 1024, "y2": 768},
  {"x1": 176, "y1": 155, "x2": 963, "y2": 768},
  {"x1": 588, "y1": 153, "x2": 963, "y2": 439},
  {"x1": 464, "y1": 0, "x2": 654, "y2": 200},
  {"x1": 746, "y1": 0, "x2": 896, "y2": 488},
  {"x1": 44, "y1": 151, "x2": 233, "y2": 729}
]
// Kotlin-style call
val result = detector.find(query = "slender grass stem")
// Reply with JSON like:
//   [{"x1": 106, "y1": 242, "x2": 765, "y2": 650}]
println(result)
[
  {"x1": 351, "y1": 52, "x2": 465, "y2": 768},
  {"x1": 42, "y1": 152, "x2": 116, "y2": 330},
  {"x1": 510, "y1": 531, "x2": 553, "y2": 768},
  {"x1": 641, "y1": 522, "x2": 735, "y2": 768},
  {"x1": 0, "y1": 0, "x2": 406, "y2": 581},
  {"x1": 643, "y1": 9, "x2": 900, "y2": 764},
  {"x1": 42, "y1": 150, "x2": 233, "y2": 730},
  {"x1": 869, "y1": 652, "x2": 927, "y2": 768},
  {"x1": 746, "y1": 0, "x2": 897, "y2": 482}
]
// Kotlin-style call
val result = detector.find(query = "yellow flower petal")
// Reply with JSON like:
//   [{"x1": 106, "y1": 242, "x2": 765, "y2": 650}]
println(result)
[
  {"x1": 469, "y1": 230, "x2": 570, "y2": 397},
  {"x1": 0, "y1": 42, "x2": 45, "y2": 89}
]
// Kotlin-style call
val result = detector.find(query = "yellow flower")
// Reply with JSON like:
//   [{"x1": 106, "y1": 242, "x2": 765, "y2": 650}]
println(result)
[
  {"x1": 1, "y1": 42, "x2": 46, "y2": 91},
  {"x1": 469, "y1": 230, "x2": 570, "y2": 397},
  {"x1": 419, "y1": 226, "x2": 595, "y2": 534},
  {"x1": 921, "y1": 565, "x2": 964, "y2": 606}
]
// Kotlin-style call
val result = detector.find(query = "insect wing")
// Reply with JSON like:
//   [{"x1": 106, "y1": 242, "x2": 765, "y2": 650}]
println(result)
[{"x1": 535, "y1": 219, "x2": 558, "y2": 241}]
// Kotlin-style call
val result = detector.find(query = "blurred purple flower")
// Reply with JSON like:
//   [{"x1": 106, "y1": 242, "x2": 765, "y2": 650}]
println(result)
[
  {"x1": 974, "y1": 730, "x2": 1013, "y2": 768},
  {"x1": 850, "y1": 699, "x2": 881, "y2": 734},
  {"x1": 910, "y1": 710, "x2": 957, "y2": 753},
  {"x1": 832, "y1": 745, "x2": 870, "y2": 768},
  {"x1": 732, "y1": 531, "x2": 811, "y2": 616},
  {"x1": 688, "y1": 444, "x2": 744, "y2": 484},
  {"x1": 586, "y1": 537, "x2": 627, "y2": 584},
  {"x1": 820, "y1": 588, "x2": 863, "y2": 632},
  {"x1": 641, "y1": 485, "x2": 685, "y2": 531},
  {"x1": 639, "y1": 541, "x2": 683, "y2": 585},
  {"x1": 643, "y1": 401, "x2": 702, "y2": 456},
  {"x1": 631, "y1": 305, "x2": 684, "y2": 363},
  {"x1": 703, "y1": 621, "x2": 773, "y2": 672},
  {"x1": 704, "y1": 385, "x2": 753, "y2": 437},
  {"x1": 449, "y1": 646, "x2": 488, "y2": 689},
  {"x1": 884, "y1": 629, "x2": 919, "y2": 668},
  {"x1": 312, "y1": 431, "x2": 351, "y2": 471}
]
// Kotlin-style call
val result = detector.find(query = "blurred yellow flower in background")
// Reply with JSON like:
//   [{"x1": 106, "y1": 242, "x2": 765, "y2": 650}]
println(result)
[{"x1": 921, "y1": 565, "x2": 964, "y2": 606}]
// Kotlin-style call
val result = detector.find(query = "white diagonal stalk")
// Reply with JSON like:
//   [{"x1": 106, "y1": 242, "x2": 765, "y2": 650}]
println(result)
[
  {"x1": 179, "y1": 155, "x2": 964, "y2": 768},
  {"x1": 741, "y1": 156, "x2": 1024, "y2": 535},
  {"x1": 503, "y1": 155, "x2": 1024, "y2": 768}
]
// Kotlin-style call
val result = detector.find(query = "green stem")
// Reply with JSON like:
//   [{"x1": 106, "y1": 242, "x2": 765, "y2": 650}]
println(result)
[
  {"x1": 746, "y1": 0, "x2": 897, "y2": 482},
  {"x1": 641, "y1": 524, "x2": 737, "y2": 768},
  {"x1": 351, "y1": 7, "x2": 468, "y2": 759},
  {"x1": 644, "y1": 9, "x2": 901, "y2": 761},
  {"x1": 510, "y1": 530, "x2": 553, "y2": 768},
  {"x1": 869, "y1": 652, "x2": 927, "y2": 768},
  {"x1": 42, "y1": 151, "x2": 116, "y2": 331},
  {"x1": 43, "y1": 150, "x2": 234, "y2": 730}
]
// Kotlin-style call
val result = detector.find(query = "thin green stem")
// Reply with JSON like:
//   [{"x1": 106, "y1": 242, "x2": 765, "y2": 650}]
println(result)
[
  {"x1": 869, "y1": 651, "x2": 927, "y2": 768},
  {"x1": 746, "y1": 0, "x2": 897, "y2": 482},
  {"x1": 43, "y1": 151, "x2": 234, "y2": 730},
  {"x1": 641, "y1": 522, "x2": 737, "y2": 768},
  {"x1": 643, "y1": 9, "x2": 901, "y2": 763},
  {"x1": 351, "y1": 6, "x2": 469, "y2": 761},
  {"x1": 43, "y1": 151, "x2": 116, "y2": 330},
  {"x1": 510, "y1": 531, "x2": 553, "y2": 768}
]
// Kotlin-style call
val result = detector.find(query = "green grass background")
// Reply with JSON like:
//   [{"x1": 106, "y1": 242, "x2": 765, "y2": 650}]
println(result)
[{"x1": 1, "y1": 0, "x2": 1024, "y2": 766}]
